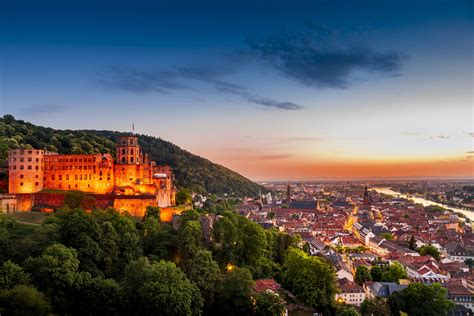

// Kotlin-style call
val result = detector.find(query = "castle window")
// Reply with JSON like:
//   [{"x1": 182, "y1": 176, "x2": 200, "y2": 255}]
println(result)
[
  {"x1": 20, "y1": 150, "x2": 24, "y2": 154},
  {"x1": 35, "y1": 166, "x2": 39, "y2": 170},
  {"x1": 75, "y1": 175, "x2": 78, "y2": 180},
  {"x1": 122, "y1": 149, "x2": 126, "y2": 155},
  {"x1": 122, "y1": 140, "x2": 126, "y2": 145},
  {"x1": 20, "y1": 182, "x2": 23, "y2": 186},
  {"x1": 35, "y1": 175, "x2": 38, "y2": 178},
  {"x1": 121, "y1": 157, "x2": 126, "y2": 163},
  {"x1": 51, "y1": 175, "x2": 55, "y2": 181},
  {"x1": 28, "y1": 165, "x2": 32, "y2": 170},
  {"x1": 36, "y1": 151, "x2": 39, "y2": 154},
  {"x1": 130, "y1": 149, "x2": 134, "y2": 155},
  {"x1": 75, "y1": 184, "x2": 77, "y2": 188},
  {"x1": 28, "y1": 157, "x2": 32, "y2": 162},
  {"x1": 79, "y1": 175, "x2": 82, "y2": 180},
  {"x1": 130, "y1": 157, "x2": 134, "y2": 163},
  {"x1": 20, "y1": 158, "x2": 24, "y2": 162},
  {"x1": 12, "y1": 165, "x2": 16, "y2": 170},
  {"x1": 35, "y1": 182, "x2": 39, "y2": 186},
  {"x1": 20, "y1": 165, "x2": 24, "y2": 170},
  {"x1": 28, "y1": 150, "x2": 32, "y2": 154},
  {"x1": 66, "y1": 175, "x2": 69, "y2": 180},
  {"x1": 59, "y1": 175, "x2": 62, "y2": 181},
  {"x1": 20, "y1": 174, "x2": 24, "y2": 179},
  {"x1": 89, "y1": 174, "x2": 91, "y2": 180}
]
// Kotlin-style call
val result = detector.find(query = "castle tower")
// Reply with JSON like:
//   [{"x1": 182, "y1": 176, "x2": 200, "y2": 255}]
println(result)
[
  {"x1": 8, "y1": 148, "x2": 45, "y2": 194},
  {"x1": 116, "y1": 136, "x2": 141, "y2": 165}
]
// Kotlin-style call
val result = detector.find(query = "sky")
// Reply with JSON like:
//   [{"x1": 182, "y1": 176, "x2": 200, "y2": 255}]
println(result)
[{"x1": 0, "y1": 0, "x2": 473, "y2": 181}]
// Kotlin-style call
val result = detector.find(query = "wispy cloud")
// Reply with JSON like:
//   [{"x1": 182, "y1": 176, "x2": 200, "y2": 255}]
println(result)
[
  {"x1": 430, "y1": 135, "x2": 450, "y2": 139},
  {"x1": 246, "y1": 24, "x2": 407, "y2": 89},
  {"x1": 401, "y1": 131, "x2": 421, "y2": 136},
  {"x1": 255, "y1": 154, "x2": 293, "y2": 160},
  {"x1": 16, "y1": 103, "x2": 67, "y2": 116},
  {"x1": 98, "y1": 64, "x2": 303, "y2": 110}
]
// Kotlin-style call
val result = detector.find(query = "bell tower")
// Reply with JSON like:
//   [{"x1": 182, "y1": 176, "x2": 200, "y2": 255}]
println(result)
[{"x1": 116, "y1": 136, "x2": 141, "y2": 164}]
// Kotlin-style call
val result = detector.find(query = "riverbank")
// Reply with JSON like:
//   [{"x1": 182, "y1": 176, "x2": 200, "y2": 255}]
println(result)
[{"x1": 372, "y1": 187, "x2": 474, "y2": 221}]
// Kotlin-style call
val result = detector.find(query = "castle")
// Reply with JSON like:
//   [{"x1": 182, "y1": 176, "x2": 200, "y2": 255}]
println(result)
[{"x1": 7, "y1": 135, "x2": 176, "y2": 217}]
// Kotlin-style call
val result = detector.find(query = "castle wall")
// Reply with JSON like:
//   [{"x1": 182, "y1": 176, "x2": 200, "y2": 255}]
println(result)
[
  {"x1": 7, "y1": 135, "x2": 176, "y2": 216},
  {"x1": 113, "y1": 195, "x2": 158, "y2": 217},
  {"x1": 43, "y1": 154, "x2": 114, "y2": 194},
  {"x1": 8, "y1": 149, "x2": 45, "y2": 194}
]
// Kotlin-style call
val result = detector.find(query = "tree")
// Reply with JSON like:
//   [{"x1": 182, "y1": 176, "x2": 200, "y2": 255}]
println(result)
[
  {"x1": 407, "y1": 235, "x2": 416, "y2": 250},
  {"x1": 144, "y1": 206, "x2": 161, "y2": 220},
  {"x1": 355, "y1": 266, "x2": 372, "y2": 285},
  {"x1": 181, "y1": 249, "x2": 220, "y2": 305},
  {"x1": 176, "y1": 188, "x2": 192, "y2": 205},
  {"x1": 122, "y1": 258, "x2": 203, "y2": 315},
  {"x1": 281, "y1": 248, "x2": 336, "y2": 310},
  {"x1": 465, "y1": 258, "x2": 474, "y2": 268},
  {"x1": 418, "y1": 244, "x2": 441, "y2": 260},
  {"x1": 213, "y1": 267, "x2": 254, "y2": 316},
  {"x1": 0, "y1": 285, "x2": 51, "y2": 316},
  {"x1": 0, "y1": 261, "x2": 29, "y2": 289},
  {"x1": 381, "y1": 261, "x2": 407, "y2": 283},
  {"x1": 254, "y1": 291, "x2": 286, "y2": 316},
  {"x1": 142, "y1": 217, "x2": 177, "y2": 261},
  {"x1": 24, "y1": 244, "x2": 80, "y2": 310},
  {"x1": 381, "y1": 233, "x2": 393, "y2": 240},
  {"x1": 63, "y1": 191, "x2": 87, "y2": 209},
  {"x1": 337, "y1": 306, "x2": 360, "y2": 316},
  {"x1": 360, "y1": 297, "x2": 390, "y2": 316},
  {"x1": 370, "y1": 266, "x2": 383, "y2": 282},
  {"x1": 387, "y1": 283, "x2": 453, "y2": 316}
]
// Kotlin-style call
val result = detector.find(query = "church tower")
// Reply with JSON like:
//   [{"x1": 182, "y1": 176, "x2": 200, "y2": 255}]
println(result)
[
  {"x1": 363, "y1": 186, "x2": 371, "y2": 206},
  {"x1": 116, "y1": 136, "x2": 141, "y2": 164}
]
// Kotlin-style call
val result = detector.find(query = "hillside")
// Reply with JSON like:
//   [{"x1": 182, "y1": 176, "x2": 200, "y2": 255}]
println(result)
[{"x1": 0, "y1": 115, "x2": 265, "y2": 196}]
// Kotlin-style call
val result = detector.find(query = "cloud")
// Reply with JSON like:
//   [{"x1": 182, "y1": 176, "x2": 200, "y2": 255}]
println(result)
[
  {"x1": 99, "y1": 64, "x2": 304, "y2": 110},
  {"x1": 16, "y1": 103, "x2": 67, "y2": 116},
  {"x1": 430, "y1": 135, "x2": 450, "y2": 139},
  {"x1": 246, "y1": 25, "x2": 407, "y2": 89},
  {"x1": 466, "y1": 151, "x2": 474, "y2": 154},
  {"x1": 401, "y1": 131, "x2": 421, "y2": 136},
  {"x1": 255, "y1": 154, "x2": 293, "y2": 160}
]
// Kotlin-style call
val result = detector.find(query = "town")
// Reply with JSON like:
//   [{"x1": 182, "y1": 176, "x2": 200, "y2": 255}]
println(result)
[{"x1": 234, "y1": 181, "x2": 474, "y2": 314}]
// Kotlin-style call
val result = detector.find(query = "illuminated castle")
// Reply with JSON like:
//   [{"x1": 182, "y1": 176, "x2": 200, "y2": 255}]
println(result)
[{"x1": 7, "y1": 135, "x2": 176, "y2": 217}]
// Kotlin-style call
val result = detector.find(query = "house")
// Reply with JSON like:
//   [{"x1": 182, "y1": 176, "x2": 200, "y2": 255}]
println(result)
[
  {"x1": 446, "y1": 242, "x2": 474, "y2": 263},
  {"x1": 335, "y1": 278, "x2": 366, "y2": 306},
  {"x1": 447, "y1": 280, "x2": 474, "y2": 312},
  {"x1": 364, "y1": 282, "x2": 407, "y2": 299},
  {"x1": 253, "y1": 279, "x2": 288, "y2": 316}
]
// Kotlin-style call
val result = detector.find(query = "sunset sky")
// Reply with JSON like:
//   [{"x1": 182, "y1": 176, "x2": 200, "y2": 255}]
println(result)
[{"x1": 1, "y1": 0, "x2": 473, "y2": 180}]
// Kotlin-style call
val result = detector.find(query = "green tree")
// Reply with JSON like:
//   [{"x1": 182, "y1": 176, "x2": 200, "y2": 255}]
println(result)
[
  {"x1": 370, "y1": 266, "x2": 383, "y2": 282},
  {"x1": 122, "y1": 257, "x2": 203, "y2": 315},
  {"x1": 0, "y1": 285, "x2": 51, "y2": 316},
  {"x1": 0, "y1": 261, "x2": 29, "y2": 289},
  {"x1": 382, "y1": 261, "x2": 407, "y2": 283},
  {"x1": 63, "y1": 191, "x2": 87, "y2": 209},
  {"x1": 24, "y1": 244, "x2": 80, "y2": 310},
  {"x1": 418, "y1": 244, "x2": 441, "y2": 260},
  {"x1": 407, "y1": 235, "x2": 416, "y2": 250},
  {"x1": 281, "y1": 248, "x2": 336, "y2": 310},
  {"x1": 254, "y1": 291, "x2": 286, "y2": 316},
  {"x1": 181, "y1": 249, "x2": 221, "y2": 305},
  {"x1": 337, "y1": 306, "x2": 360, "y2": 316},
  {"x1": 176, "y1": 188, "x2": 193, "y2": 205},
  {"x1": 387, "y1": 283, "x2": 453, "y2": 316},
  {"x1": 144, "y1": 206, "x2": 160, "y2": 220},
  {"x1": 213, "y1": 267, "x2": 254, "y2": 316},
  {"x1": 142, "y1": 217, "x2": 177, "y2": 261},
  {"x1": 355, "y1": 266, "x2": 372, "y2": 285},
  {"x1": 360, "y1": 297, "x2": 390, "y2": 316}
]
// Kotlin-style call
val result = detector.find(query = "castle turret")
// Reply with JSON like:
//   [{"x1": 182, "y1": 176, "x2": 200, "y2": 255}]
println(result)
[{"x1": 116, "y1": 136, "x2": 141, "y2": 164}]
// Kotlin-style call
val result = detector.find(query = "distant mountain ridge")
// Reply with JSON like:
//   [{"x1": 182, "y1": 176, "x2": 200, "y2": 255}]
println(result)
[{"x1": 0, "y1": 115, "x2": 265, "y2": 196}]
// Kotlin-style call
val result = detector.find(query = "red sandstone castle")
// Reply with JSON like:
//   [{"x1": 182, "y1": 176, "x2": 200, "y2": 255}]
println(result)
[{"x1": 7, "y1": 135, "x2": 176, "y2": 217}]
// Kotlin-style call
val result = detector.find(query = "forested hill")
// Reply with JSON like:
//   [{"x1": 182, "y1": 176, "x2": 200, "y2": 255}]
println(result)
[{"x1": 0, "y1": 115, "x2": 265, "y2": 196}]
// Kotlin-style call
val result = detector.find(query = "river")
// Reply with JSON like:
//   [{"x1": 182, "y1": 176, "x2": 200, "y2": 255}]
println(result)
[{"x1": 372, "y1": 187, "x2": 473, "y2": 221}]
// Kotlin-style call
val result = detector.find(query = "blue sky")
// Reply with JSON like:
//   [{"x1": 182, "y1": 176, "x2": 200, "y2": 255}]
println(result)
[{"x1": 1, "y1": 0, "x2": 473, "y2": 180}]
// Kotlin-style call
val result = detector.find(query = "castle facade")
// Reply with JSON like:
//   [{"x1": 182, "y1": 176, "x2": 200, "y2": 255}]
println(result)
[{"x1": 7, "y1": 136, "x2": 176, "y2": 217}]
